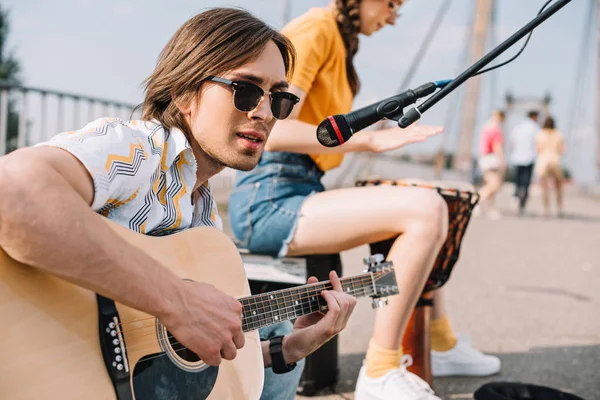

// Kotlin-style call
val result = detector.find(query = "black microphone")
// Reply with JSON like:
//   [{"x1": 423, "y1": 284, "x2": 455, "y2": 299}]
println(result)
[{"x1": 316, "y1": 81, "x2": 448, "y2": 147}]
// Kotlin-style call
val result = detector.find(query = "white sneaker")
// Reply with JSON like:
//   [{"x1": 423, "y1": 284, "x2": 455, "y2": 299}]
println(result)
[
  {"x1": 355, "y1": 355, "x2": 441, "y2": 400},
  {"x1": 431, "y1": 334, "x2": 501, "y2": 377}
]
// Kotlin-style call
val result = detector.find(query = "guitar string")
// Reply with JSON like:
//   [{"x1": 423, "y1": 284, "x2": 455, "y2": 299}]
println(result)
[
  {"x1": 121, "y1": 286, "x2": 378, "y2": 359},
  {"x1": 108, "y1": 272, "x2": 394, "y2": 356},
  {"x1": 123, "y1": 284, "x2": 377, "y2": 341},
  {"x1": 110, "y1": 279, "x2": 377, "y2": 339},
  {"x1": 120, "y1": 286, "x2": 380, "y2": 354},
  {"x1": 113, "y1": 272, "x2": 389, "y2": 329},
  {"x1": 115, "y1": 273, "x2": 386, "y2": 335},
  {"x1": 132, "y1": 337, "x2": 243, "y2": 367},
  {"x1": 133, "y1": 282, "x2": 384, "y2": 366},
  {"x1": 131, "y1": 288, "x2": 367, "y2": 368},
  {"x1": 113, "y1": 274, "x2": 379, "y2": 329},
  {"x1": 113, "y1": 272, "x2": 392, "y2": 352}
]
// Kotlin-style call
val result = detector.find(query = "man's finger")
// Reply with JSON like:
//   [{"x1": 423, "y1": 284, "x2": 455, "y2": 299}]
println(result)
[
  {"x1": 220, "y1": 341, "x2": 238, "y2": 361},
  {"x1": 319, "y1": 290, "x2": 341, "y2": 334},
  {"x1": 232, "y1": 329, "x2": 245, "y2": 350},
  {"x1": 329, "y1": 270, "x2": 343, "y2": 292},
  {"x1": 328, "y1": 291, "x2": 352, "y2": 332},
  {"x1": 200, "y1": 347, "x2": 223, "y2": 366},
  {"x1": 338, "y1": 293, "x2": 357, "y2": 330}
]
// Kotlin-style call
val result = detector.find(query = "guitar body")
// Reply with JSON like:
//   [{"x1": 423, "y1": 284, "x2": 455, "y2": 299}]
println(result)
[{"x1": 0, "y1": 220, "x2": 263, "y2": 400}]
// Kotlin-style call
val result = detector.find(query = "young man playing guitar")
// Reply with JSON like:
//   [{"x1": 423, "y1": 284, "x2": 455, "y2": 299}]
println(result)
[{"x1": 0, "y1": 8, "x2": 356, "y2": 400}]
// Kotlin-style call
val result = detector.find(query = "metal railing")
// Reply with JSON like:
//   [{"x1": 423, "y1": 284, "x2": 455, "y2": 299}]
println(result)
[
  {"x1": 0, "y1": 80, "x2": 242, "y2": 191},
  {"x1": 0, "y1": 80, "x2": 139, "y2": 156}
]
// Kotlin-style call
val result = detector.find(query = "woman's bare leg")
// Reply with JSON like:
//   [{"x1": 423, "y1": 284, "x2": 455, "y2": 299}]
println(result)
[
  {"x1": 432, "y1": 287, "x2": 447, "y2": 320},
  {"x1": 479, "y1": 170, "x2": 503, "y2": 210},
  {"x1": 430, "y1": 287, "x2": 458, "y2": 352},
  {"x1": 287, "y1": 185, "x2": 448, "y2": 349},
  {"x1": 541, "y1": 177, "x2": 551, "y2": 216},
  {"x1": 554, "y1": 174, "x2": 563, "y2": 214}
]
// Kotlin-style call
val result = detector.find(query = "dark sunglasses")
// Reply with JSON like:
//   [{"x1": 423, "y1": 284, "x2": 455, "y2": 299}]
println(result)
[{"x1": 205, "y1": 76, "x2": 300, "y2": 120}]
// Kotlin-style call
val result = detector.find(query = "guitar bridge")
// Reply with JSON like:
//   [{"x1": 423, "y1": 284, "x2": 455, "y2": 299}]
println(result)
[{"x1": 97, "y1": 294, "x2": 133, "y2": 400}]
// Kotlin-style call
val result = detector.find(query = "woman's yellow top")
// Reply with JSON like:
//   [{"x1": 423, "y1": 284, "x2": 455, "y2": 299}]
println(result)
[{"x1": 282, "y1": 7, "x2": 354, "y2": 171}]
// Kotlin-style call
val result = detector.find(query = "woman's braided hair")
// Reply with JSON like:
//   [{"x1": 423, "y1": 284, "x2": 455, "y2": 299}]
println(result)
[{"x1": 333, "y1": 0, "x2": 361, "y2": 96}]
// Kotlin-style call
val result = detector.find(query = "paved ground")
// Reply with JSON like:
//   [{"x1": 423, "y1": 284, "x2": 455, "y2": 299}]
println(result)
[{"x1": 215, "y1": 161, "x2": 600, "y2": 400}]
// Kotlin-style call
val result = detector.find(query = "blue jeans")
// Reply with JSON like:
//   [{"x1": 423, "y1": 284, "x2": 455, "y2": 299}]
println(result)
[
  {"x1": 514, "y1": 163, "x2": 534, "y2": 211},
  {"x1": 229, "y1": 152, "x2": 324, "y2": 257},
  {"x1": 259, "y1": 322, "x2": 306, "y2": 400}
]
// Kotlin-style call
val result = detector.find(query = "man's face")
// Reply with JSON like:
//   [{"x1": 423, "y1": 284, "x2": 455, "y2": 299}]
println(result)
[{"x1": 181, "y1": 40, "x2": 289, "y2": 171}]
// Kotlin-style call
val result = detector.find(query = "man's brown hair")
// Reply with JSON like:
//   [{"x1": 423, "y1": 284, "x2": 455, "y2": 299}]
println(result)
[{"x1": 141, "y1": 8, "x2": 296, "y2": 138}]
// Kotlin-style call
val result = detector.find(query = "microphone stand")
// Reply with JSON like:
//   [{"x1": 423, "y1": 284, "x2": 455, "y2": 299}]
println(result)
[{"x1": 398, "y1": 0, "x2": 574, "y2": 128}]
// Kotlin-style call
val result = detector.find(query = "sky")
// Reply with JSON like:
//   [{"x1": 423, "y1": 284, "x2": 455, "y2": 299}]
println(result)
[{"x1": 2, "y1": 0, "x2": 598, "y2": 182}]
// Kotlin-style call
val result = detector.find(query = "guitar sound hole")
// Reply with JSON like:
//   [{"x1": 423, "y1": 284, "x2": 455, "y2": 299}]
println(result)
[{"x1": 167, "y1": 330, "x2": 201, "y2": 363}]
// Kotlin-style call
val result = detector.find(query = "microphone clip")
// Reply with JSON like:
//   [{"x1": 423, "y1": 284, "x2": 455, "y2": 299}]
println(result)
[
  {"x1": 375, "y1": 90, "x2": 415, "y2": 122},
  {"x1": 379, "y1": 81, "x2": 441, "y2": 125}
]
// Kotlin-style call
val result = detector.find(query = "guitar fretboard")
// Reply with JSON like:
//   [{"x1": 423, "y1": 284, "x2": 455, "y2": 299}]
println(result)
[{"x1": 239, "y1": 273, "x2": 376, "y2": 332}]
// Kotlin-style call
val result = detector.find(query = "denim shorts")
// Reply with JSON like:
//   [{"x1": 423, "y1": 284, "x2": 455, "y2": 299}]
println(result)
[{"x1": 229, "y1": 152, "x2": 324, "y2": 257}]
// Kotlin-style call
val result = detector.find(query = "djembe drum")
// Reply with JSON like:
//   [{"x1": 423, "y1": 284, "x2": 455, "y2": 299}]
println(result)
[{"x1": 355, "y1": 178, "x2": 479, "y2": 385}]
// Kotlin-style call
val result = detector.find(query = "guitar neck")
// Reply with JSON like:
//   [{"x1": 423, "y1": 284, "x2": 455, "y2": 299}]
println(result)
[{"x1": 239, "y1": 273, "x2": 375, "y2": 332}]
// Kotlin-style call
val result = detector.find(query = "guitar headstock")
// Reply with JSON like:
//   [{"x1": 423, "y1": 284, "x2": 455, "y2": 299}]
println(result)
[{"x1": 363, "y1": 254, "x2": 399, "y2": 309}]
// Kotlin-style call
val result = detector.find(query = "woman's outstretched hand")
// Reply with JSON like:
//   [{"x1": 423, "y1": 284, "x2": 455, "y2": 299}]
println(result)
[{"x1": 357, "y1": 124, "x2": 444, "y2": 154}]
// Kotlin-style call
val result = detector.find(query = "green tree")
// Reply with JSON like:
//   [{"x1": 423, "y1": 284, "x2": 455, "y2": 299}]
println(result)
[{"x1": 0, "y1": 4, "x2": 21, "y2": 153}]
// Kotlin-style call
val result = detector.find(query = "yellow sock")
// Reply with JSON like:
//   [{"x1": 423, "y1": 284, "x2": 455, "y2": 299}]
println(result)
[
  {"x1": 430, "y1": 315, "x2": 458, "y2": 352},
  {"x1": 364, "y1": 339, "x2": 402, "y2": 378}
]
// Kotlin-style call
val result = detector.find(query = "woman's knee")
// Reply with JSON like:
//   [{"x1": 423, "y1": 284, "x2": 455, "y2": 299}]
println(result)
[
  {"x1": 403, "y1": 189, "x2": 448, "y2": 244},
  {"x1": 427, "y1": 193, "x2": 449, "y2": 244}
]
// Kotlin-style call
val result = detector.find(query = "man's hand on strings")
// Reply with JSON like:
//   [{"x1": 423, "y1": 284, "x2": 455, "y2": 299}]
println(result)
[{"x1": 281, "y1": 271, "x2": 356, "y2": 364}]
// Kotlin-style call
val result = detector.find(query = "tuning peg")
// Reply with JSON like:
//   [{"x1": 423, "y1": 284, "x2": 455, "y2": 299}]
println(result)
[
  {"x1": 371, "y1": 298, "x2": 388, "y2": 309},
  {"x1": 363, "y1": 254, "x2": 384, "y2": 266}
]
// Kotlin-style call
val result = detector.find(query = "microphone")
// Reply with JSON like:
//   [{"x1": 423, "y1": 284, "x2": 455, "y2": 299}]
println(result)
[{"x1": 316, "y1": 80, "x2": 450, "y2": 147}]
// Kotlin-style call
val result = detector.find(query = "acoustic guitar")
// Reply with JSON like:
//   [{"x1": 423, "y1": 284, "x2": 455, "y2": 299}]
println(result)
[{"x1": 0, "y1": 218, "x2": 398, "y2": 399}]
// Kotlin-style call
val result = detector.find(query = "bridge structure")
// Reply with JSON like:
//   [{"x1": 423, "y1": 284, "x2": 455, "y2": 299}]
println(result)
[{"x1": 1, "y1": 0, "x2": 599, "y2": 193}]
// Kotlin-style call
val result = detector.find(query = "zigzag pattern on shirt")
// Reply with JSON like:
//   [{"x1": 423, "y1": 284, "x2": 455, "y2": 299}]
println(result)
[
  {"x1": 150, "y1": 153, "x2": 187, "y2": 235},
  {"x1": 125, "y1": 166, "x2": 160, "y2": 234},
  {"x1": 192, "y1": 183, "x2": 217, "y2": 228},
  {"x1": 98, "y1": 189, "x2": 140, "y2": 217},
  {"x1": 150, "y1": 129, "x2": 169, "y2": 206},
  {"x1": 104, "y1": 142, "x2": 147, "y2": 181},
  {"x1": 154, "y1": 170, "x2": 167, "y2": 206},
  {"x1": 66, "y1": 118, "x2": 127, "y2": 142},
  {"x1": 94, "y1": 174, "x2": 110, "y2": 196},
  {"x1": 148, "y1": 125, "x2": 165, "y2": 157},
  {"x1": 128, "y1": 189, "x2": 154, "y2": 234}
]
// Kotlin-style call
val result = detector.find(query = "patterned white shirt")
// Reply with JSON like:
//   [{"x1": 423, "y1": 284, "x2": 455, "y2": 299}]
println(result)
[{"x1": 36, "y1": 117, "x2": 222, "y2": 235}]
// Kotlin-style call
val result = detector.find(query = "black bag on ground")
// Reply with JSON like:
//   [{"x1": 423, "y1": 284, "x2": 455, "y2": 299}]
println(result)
[{"x1": 474, "y1": 382, "x2": 587, "y2": 400}]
